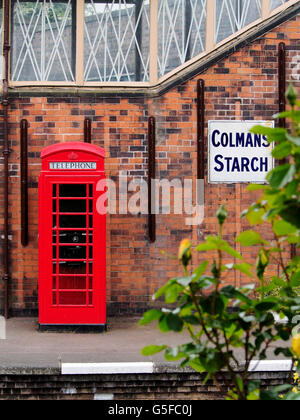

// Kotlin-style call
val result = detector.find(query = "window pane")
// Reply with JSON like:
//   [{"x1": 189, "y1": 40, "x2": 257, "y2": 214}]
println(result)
[
  {"x1": 270, "y1": 0, "x2": 289, "y2": 11},
  {"x1": 59, "y1": 291, "x2": 86, "y2": 305},
  {"x1": 158, "y1": 0, "x2": 207, "y2": 77},
  {"x1": 215, "y1": 0, "x2": 261, "y2": 44},
  {"x1": 59, "y1": 184, "x2": 87, "y2": 197},
  {"x1": 11, "y1": 0, "x2": 75, "y2": 81},
  {"x1": 84, "y1": 0, "x2": 150, "y2": 82}
]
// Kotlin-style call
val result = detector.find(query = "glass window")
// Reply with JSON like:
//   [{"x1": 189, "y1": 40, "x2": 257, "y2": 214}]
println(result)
[
  {"x1": 11, "y1": 0, "x2": 76, "y2": 81},
  {"x1": 7, "y1": 0, "x2": 294, "y2": 84},
  {"x1": 270, "y1": 0, "x2": 289, "y2": 11},
  {"x1": 84, "y1": 0, "x2": 150, "y2": 82},
  {"x1": 158, "y1": 0, "x2": 207, "y2": 78},
  {"x1": 215, "y1": 0, "x2": 261, "y2": 44}
]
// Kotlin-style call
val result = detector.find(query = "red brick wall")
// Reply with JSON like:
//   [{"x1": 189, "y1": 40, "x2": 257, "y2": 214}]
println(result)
[{"x1": 0, "y1": 13, "x2": 299, "y2": 315}]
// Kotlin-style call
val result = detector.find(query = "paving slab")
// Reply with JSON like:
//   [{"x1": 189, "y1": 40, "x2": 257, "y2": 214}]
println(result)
[{"x1": 0, "y1": 317, "x2": 290, "y2": 370}]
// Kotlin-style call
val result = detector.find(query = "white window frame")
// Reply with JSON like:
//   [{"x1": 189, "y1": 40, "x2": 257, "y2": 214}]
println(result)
[{"x1": 4, "y1": 0, "x2": 299, "y2": 88}]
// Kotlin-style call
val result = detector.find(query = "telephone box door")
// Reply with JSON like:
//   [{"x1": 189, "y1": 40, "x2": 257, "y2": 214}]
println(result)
[{"x1": 38, "y1": 143, "x2": 106, "y2": 327}]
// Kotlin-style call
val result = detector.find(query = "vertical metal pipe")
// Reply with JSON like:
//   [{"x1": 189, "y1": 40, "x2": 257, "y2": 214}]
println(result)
[
  {"x1": 197, "y1": 79, "x2": 205, "y2": 180},
  {"x1": 21, "y1": 119, "x2": 28, "y2": 247},
  {"x1": 2, "y1": 0, "x2": 11, "y2": 319},
  {"x1": 278, "y1": 42, "x2": 286, "y2": 129},
  {"x1": 148, "y1": 116, "x2": 156, "y2": 243},
  {"x1": 278, "y1": 43, "x2": 295, "y2": 259},
  {"x1": 84, "y1": 117, "x2": 92, "y2": 143}
]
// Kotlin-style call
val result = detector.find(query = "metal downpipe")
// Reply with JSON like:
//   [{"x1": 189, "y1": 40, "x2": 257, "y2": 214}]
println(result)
[{"x1": 2, "y1": 0, "x2": 10, "y2": 319}]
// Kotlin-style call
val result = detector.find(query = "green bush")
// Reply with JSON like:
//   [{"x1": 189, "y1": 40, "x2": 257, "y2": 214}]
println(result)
[{"x1": 140, "y1": 84, "x2": 300, "y2": 401}]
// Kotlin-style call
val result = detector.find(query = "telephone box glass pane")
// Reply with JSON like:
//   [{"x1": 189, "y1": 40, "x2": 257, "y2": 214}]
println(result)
[
  {"x1": 59, "y1": 246, "x2": 87, "y2": 259},
  {"x1": 59, "y1": 184, "x2": 87, "y2": 197},
  {"x1": 59, "y1": 215, "x2": 87, "y2": 228},
  {"x1": 59, "y1": 292, "x2": 86, "y2": 306},
  {"x1": 57, "y1": 231, "x2": 92, "y2": 244},
  {"x1": 59, "y1": 200, "x2": 87, "y2": 213},
  {"x1": 57, "y1": 262, "x2": 87, "y2": 274},
  {"x1": 59, "y1": 276, "x2": 86, "y2": 290}
]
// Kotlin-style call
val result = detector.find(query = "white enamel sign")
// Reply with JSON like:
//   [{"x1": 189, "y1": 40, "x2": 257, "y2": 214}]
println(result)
[
  {"x1": 49, "y1": 162, "x2": 97, "y2": 170},
  {"x1": 208, "y1": 120, "x2": 275, "y2": 183}
]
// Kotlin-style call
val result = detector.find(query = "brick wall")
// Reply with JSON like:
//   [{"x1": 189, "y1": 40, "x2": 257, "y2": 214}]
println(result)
[
  {"x1": 0, "y1": 13, "x2": 299, "y2": 315},
  {"x1": 0, "y1": 368, "x2": 290, "y2": 400}
]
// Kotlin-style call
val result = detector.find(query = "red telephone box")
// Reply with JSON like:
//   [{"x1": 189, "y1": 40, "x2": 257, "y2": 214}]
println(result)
[{"x1": 38, "y1": 142, "x2": 106, "y2": 330}]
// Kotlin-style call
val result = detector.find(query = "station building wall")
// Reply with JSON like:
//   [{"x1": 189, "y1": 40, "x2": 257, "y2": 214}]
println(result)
[{"x1": 0, "y1": 12, "x2": 299, "y2": 315}]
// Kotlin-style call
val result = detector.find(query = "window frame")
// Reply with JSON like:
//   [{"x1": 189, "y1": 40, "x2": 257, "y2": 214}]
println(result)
[{"x1": 3, "y1": 0, "x2": 298, "y2": 88}]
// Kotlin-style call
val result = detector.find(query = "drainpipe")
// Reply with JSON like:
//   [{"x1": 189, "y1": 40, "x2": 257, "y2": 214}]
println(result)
[
  {"x1": 21, "y1": 119, "x2": 29, "y2": 247},
  {"x1": 278, "y1": 43, "x2": 296, "y2": 259},
  {"x1": 2, "y1": 0, "x2": 10, "y2": 319}
]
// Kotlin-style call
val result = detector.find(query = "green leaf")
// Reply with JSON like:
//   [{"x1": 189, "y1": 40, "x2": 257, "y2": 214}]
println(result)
[
  {"x1": 272, "y1": 141, "x2": 292, "y2": 159},
  {"x1": 272, "y1": 111, "x2": 294, "y2": 120},
  {"x1": 280, "y1": 202, "x2": 300, "y2": 228},
  {"x1": 139, "y1": 309, "x2": 162, "y2": 325},
  {"x1": 286, "y1": 134, "x2": 300, "y2": 146},
  {"x1": 255, "y1": 300, "x2": 277, "y2": 311},
  {"x1": 273, "y1": 220, "x2": 298, "y2": 236},
  {"x1": 153, "y1": 281, "x2": 173, "y2": 300},
  {"x1": 287, "y1": 234, "x2": 300, "y2": 244},
  {"x1": 141, "y1": 345, "x2": 167, "y2": 356},
  {"x1": 165, "y1": 283, "x2": 183, "y2": 304},
  {"x1": 236, "y1": 230, "x2": 266, "y2": 246},
  {"x1": 267, "y1": 164, "x2": 296, "y2": 189},
  {"x1": 166, "y1": 313, "x2": 184, "y2": 332},
  {"x1": 221, "y1": 243, "x2": 243, "y2": 260},
  {"x1": 246, "y1": 207, "x2": 265, "y2": 226},
  {"x1": 165, "y1": 346, "x2": 185, "y2": 361},
  {"x1": 189, "y1": 358, "x2": 206, "y2": 373},
  {"x1": 250, "y1": 126, "x2": 287, "y2": 143},
  {"x1": 192, "y1": 261, "x2": 209, "y2": 281},
  {"x1": 247, "y1": 184, "x2": 269, "y2": 192},
  {"x1": 233, "y1": 263, "x2": 254, "y2": 277},
  {"x1": 176, "y1": 277, "x2": 192, "y2": 287},
  {"x1": 182, "y1": 315, "x2": 200, "y2": 325},
  {"x1": 196, "y1": 242, "x2": 218, "y2": 252},
  {"x1": 291, "y1": 271, "x2": 300, "y2": 288},
  {"x1": 158, "y1": 315, "x2": 171, "y2": 333},
  {"x1": 285, "y1": 179, "x2": 299, "y2": 198},
  {"x1": 273, "y1": 111, "x2": 300, "y2": 123},
  {"x1": 286, "y1": 392, "x2": 300, "y2": 401},
  {"x1": 221, "y1": 285, "x2": 252, "y2": 304}
]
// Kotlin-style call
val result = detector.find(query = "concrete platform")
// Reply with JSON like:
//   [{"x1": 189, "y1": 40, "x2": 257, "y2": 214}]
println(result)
[{"x1": 0, "y1": 317, "x2": 290, "y2": 371}]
